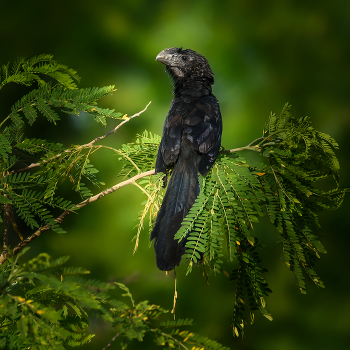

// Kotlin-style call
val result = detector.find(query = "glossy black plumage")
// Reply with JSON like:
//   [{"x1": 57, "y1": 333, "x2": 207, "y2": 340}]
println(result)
[{"x1": 151, "y1": 47, "x2": 222, "y2": 271}]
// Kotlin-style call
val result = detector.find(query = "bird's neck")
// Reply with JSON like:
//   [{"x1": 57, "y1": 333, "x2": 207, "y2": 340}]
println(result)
[{"x1": 173, "y1": 78, "x2": 212, "y2": 100}]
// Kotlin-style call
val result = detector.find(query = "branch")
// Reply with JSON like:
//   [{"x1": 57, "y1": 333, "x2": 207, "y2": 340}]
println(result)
[
  {"x1": 0, "y1": 169, "x2": 155, "y2": 265},
  {"x1": 221, "y1": 145, "x2": 261, "y2": 153},
  {"x1": 85, "y1": 101, "x2": 152, "y2": 147},
  {"x1": 10, "y1": 101, "x2": 152, "y2": 175},
  {"x1": 102, "y1": 333, "x2": 121, "y2": 350}
]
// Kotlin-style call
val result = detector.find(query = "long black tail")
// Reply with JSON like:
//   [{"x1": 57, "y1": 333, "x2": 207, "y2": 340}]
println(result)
[{"x1": 151, "y1": 153, "x2": 200, "y2": 271}]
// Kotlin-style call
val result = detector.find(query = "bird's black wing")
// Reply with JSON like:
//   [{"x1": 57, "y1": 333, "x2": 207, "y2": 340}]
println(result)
[
  {"x1": 155, "y1": 99, "x2": 187, "y2": 174},
  {"x1": 183, "y1": 94, "x2": 222, "y2": 176}
]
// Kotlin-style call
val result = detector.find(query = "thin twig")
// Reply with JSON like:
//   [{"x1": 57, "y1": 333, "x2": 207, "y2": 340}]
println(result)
[
  {"x1": 102, "y1": 333, "x2": 121, "y2": 350},
  {"x1": 221, "y1": 145, "x2": 261, "y2": 153},
  {"x1": 171, "y1": 269, "x2": 177, "y2": 319},
  {"x1": 10, "y1": 101, "x2": 152, "y2": 175},
  {"x1": 0, "y1": 203, "x2": 9, "y2": 263},
  {"x1": 268, "y1": 158, "x2": 293, "y2": 202},
  {"x1": 8, "y1": 204, "x2": 23, "y2": 240},
  {"x1": 247, "y1": 136, "x2": 264, "y2": 147},
  {"x1": 0, "y1": 115, "x2": 11, "y2": 128},
  {"x1": 133, "y1": 181, "x2": 152, "y2": 200},
  {"x1": 85, "y1": 101, "x2": 152, "y2": 147}
]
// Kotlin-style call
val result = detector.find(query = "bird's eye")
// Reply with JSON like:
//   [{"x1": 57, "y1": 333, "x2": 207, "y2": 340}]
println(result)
[{"x1": 182, "y1": 55, "x2": 187, "y2": 61}]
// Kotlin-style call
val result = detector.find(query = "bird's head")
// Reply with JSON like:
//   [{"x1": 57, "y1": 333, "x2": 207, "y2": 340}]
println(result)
[{"x1": 156, "y1": 47, "x2": 214, "y2": 85}]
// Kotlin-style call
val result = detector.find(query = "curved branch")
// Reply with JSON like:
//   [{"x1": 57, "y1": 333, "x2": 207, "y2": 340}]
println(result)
[
  {"x1": 84, "y1": 101, "x2": 152, "y2": 147},
  {"x1": 0, "y1": 169, "x2": 156, "y2": 264},
  {"x1": 102, "y1": 333, "x2": 121, "y2": 350}
]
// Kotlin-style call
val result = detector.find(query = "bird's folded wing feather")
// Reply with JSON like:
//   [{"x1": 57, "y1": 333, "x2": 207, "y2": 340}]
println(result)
[{"x1": 184, "y1": 95, "x2": 222, "y2": 176}]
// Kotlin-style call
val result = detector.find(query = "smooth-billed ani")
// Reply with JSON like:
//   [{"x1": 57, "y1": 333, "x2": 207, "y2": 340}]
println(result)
[{"x1": 151, "y1": 47, "x2": 222, "y2": 271}]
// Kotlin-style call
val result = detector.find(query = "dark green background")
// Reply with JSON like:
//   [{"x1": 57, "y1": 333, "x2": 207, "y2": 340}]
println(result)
[{"x1": 1, "y1": 0, "x2": 349, "y2": 349}]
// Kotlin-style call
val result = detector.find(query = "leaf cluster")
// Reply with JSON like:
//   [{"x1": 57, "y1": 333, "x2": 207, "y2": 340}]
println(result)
[
  {"x1": 0, "y1": 250, "x2": 229, "y2": 350},
  {"x1": 0, "y1": 55, "x2": 123, "y2": 236},
  {"x1": 109, "y1": 282, "x2": 229, "y2": 350},
  {"x1": 118, "y1": 130, "x2": 161, "y2": 178},
  {"x1": 121, "y1": 104, "x2": 346, "y2": 337},
  {"x1": 0, "y1": 249, "x2": 105, "y2": 349}
]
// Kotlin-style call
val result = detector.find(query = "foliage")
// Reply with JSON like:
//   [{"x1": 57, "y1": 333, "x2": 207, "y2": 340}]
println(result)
[
  {"x1": 118, "y1": 131, "x2": 165, "y2": 251},
  {"x1": 110, "y1": 282, "x2": 229, "y2": 350},
  {"x1": 0, "y1": 249, "x2": 102, "y2": 349},
  {"x1": 0, "y1": 250, "x2": 229, "y2": 350},
  {"x1": 0, "y1": 54, "x2": 122, "y2": 235},
  {"x1": 123, "y1": 104, "x2": 346, "y2": 337}
]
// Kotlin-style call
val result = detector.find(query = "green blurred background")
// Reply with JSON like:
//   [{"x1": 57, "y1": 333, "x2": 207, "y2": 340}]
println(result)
[{"x1": 1, "y1": 0, "x2": 350, "y2": 349}]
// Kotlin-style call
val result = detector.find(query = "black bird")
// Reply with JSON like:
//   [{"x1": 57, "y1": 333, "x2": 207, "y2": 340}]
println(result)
[{"x1": 151, "y1": 47, "x2": 222, "y2": 271}]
